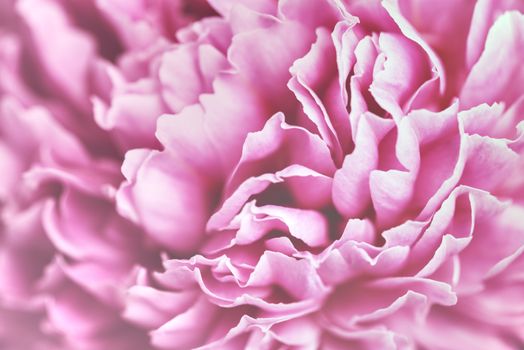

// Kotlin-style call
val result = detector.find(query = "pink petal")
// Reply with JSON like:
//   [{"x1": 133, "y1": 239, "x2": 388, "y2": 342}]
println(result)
[
  {"x1": 207, "y1": 0, "x2": 277, "y2": 17},
  {"x1": 208, "y1": 165, "x2": 332, "y2": 231},
  {"x1": 93, "y1": 79, "x2": 164, "y2": 150},
  {"x1": 461, "y1": 12, "x2": 524, "y2": 109},
  {"x1": 382, "y1": 0, "x2": 446, "y2": 94},
  {"x1": 124, "y1": 285, "x2": 198, "y2": 329},
  {"x1": 118, "y1": 151, "x2": 211, "y2": 253},
  {"x1": 278, "y1": 0, "x2": 341, "y2": 29},
  {"x1": 466, "y1": 0, "x2": 524, "y2": 69},
  {"x1": 159, "y1": 43, "x2": 228, "y2": 112},
  {"x1": 227, "y1": 112, "x2": 335, "y2": 192},
  {"x1": 245, "y1": 251, "x2": 329, "y2": 300},
  {"x1": 228, "y1": 17, "x2": 314, "y2": 114},
  {"x1": 17, "y1": 0, "x2": 95, "y2": 108},
  {"x1": 370, "y1": 33, "x2": 432, "y2": 119},
  {"x1": 288, "y1": 28, "x2": 347, "y2": 160},
  {"x1": 332, "y1": 112, "x2": 394, "y2": 218}
]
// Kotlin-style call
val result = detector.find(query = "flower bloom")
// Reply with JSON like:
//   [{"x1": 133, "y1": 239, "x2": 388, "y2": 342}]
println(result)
[
  {"x1": 1, "y1": 0, "x2": 524, "y2": 349},
  {"x1": 0, "y1": 0, "x2": 212, "y2": 348}
]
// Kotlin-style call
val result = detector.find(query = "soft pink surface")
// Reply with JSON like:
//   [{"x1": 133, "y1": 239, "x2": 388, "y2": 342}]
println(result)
[{"x1": 0, "y1": 0, "x2": 524, "y2": 349}]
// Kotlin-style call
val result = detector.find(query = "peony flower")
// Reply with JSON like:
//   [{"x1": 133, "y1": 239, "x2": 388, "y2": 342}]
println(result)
[
  {"x1": 118, "y1": 0, "x2": 524, "y2": 349},
  {"x1": 0, "y1": 0, "x2": 212, "y2": 348},
  {"x1": 1, "y1": 0, "x2": 524, "y2": 349}
]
